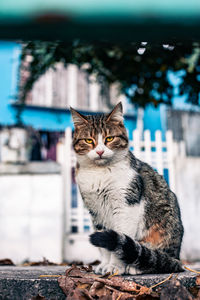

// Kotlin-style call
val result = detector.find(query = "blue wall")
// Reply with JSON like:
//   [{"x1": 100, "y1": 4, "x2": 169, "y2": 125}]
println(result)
[
  {"x1": 20, "y1": 106, "x2": 73, "y2": 131},
  {"x1": 0, "y1": 41, "x2": 74, "y2": 131},
  {"x1": 19, "y1": 106, "x2": 137, "y2": 134},
  {"x1": 0, "y1": 42, "x2": 21, "y2": 126},
  {"x1": 0, "y1": 42, "x2": 136, "y2": 132},
  {"x1": 143, "y1": 104, "x2": 167, "y2": 140}
]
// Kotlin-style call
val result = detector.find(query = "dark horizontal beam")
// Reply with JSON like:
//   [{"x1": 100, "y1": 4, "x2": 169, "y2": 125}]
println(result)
[
  {"x1": 1, "y1": 18, "x2": 200, "y2": 42},
  {"x1": 1, "y1": 0, "x2": 200, "y2": 41}
]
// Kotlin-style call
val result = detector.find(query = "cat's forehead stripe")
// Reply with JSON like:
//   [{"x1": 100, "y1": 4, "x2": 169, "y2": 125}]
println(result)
[
  {"x1": 86, "y1": 114, "x2": 107, "y2": 136},
  {"x1": 89, "y1": 115, "x2": 106, "y2": 132}
]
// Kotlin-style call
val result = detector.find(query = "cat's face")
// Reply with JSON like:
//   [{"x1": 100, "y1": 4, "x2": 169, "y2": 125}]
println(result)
[{"x1": 71, "y1": 102, "x2": 128, "y2": 166}]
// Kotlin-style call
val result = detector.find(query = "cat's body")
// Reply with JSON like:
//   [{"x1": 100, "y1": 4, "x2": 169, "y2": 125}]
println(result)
[
  {"x1": 71, "y1": 103, "x2": 184, "y2": 275},
  {"x1": 76, "y1": 155, "x2": 145, "y2": 239}
]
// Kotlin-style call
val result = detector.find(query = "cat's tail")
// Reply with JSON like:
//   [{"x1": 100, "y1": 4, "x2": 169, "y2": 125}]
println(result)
[{"x1": 90, "y1": 230, "x2": 183, "y2": 274}]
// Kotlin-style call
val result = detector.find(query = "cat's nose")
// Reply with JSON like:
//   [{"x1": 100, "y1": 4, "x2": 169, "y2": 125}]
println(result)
[{"x1": 96, "y1": 150, "x2": 104, "y2": 157}]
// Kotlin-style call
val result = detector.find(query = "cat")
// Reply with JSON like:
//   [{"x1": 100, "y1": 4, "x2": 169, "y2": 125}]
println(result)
[{"x1": 70, "y1": 102, "x2": 184, "y2": 275}]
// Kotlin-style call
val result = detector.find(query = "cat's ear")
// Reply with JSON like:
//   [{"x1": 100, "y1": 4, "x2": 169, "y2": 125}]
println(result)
[
  {"x1": 70, "y1": 107, "x2": 88, "y2": 127},
  {"x1": 106, "y1": 102, "x2": 124, "y2": 122}
]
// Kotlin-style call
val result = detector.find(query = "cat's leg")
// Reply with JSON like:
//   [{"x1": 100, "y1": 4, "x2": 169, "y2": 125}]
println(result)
[
  {"x1": 101, "y1": 253, "x2": 126, "y2": 275},
  {"x1": 94, "y1": 248, "x2": 111, "y2": 274},
  {"x1": 99, "y1": 254, "x2": 142, "y2": 275},
  {"x1": 93, "y1": 248, "x2": 142, "y2": 275},
  {"x1": 90, "y1": 229, "x2": 143, "y2": 275}
]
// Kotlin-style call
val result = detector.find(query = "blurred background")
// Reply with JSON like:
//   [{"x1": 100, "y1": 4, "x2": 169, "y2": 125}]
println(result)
[{"x1": 0, "y1": 0, "x2": 200, "y2": 265}]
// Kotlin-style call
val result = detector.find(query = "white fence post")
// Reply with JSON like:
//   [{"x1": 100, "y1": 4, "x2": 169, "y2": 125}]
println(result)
[
  {"x1": 166, "y1": 130, "x2": 176, "y2": 193},
  {"x1": 144, "y1": 130, "x2": 151, "y2": 164},
  {"x1": 133, "y1": 129, "x2": 141, "y2": 158},
  {"x1": 68, "y1": 64, "x2": 78, "y2": 108},
  {"x1": 155, "y1": 130, "x2": 164, "y2": 175},
  {"x1": 77, "y1": 189, "x2": 84, "y2": 233},
  {"x1": 59, "y1": 127, "x2": 72, "y2": 260},
  {"x1": 64, "y1": 128, "x2": 73, "y2": 235}
]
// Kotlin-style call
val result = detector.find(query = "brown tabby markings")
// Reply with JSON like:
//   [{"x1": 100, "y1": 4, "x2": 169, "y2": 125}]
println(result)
[
  {"x1": 140, "y1": 224, "x2": 165, "y2": 247},
  {"x1": 71, "y1": 102, "x2": 184, "y2": 274},
  {"x1": 73, "y1": 115, "x2": 128, "y2": 155}
]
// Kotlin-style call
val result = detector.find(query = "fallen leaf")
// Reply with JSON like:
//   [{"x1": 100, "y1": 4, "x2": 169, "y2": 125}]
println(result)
[
  {"x1": 0, "y1": 258, "x2": 15, "y2": 266},
  {"x1": 77, "y1": 283, "x2": 91, "y2": 289},
  {"x1": 58, "y1": 275, "x2": 77, "y2": 296},
  {"x1": 195, "y1": 289, "x2": 200, "y2": 300},
  {"x1": 160, "y1": 280, "x2": 194, "y2": 300},
  {"x1": 89, "y1": 281, "x2": 104, "y2": 296},
  {"x1": 67, "y1": 288, "x2": 92, "y2": 300},
  {"x1": 196, "y1": 276, "x2": 200, "y2": 286},
  {"x1": 58, "y1": 265, "x2": 160, "y2": 299},
  {"x1": 23, "y1": 257, "x2": 56, "y2": 266},
  {"x1": 81, "y1": 265, "x2": 93, "y2": 273}
]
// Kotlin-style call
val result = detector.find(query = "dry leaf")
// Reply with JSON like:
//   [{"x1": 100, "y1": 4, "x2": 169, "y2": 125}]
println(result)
[
  {"x1": 23, "y1": 257, "x2": 57, "y2": 266},
  {"x1": 58, "y1": 265, "x2": 161, "y2": 299},
  {"x1": 77, "y1": 283, "x2": 91, "y2": 289},
  {"x1": 67, "y1": 288, "x2": 92, "y2": 300},
  {"x1": 89, "y1": 281, "x2": 104, "y2": 296},
  {"x1": 0, "y1": 258, "x2": 15, "y2": 266},
  {"x1": 196, "y1": 276, "x2": 200, "y2": 286},
  {"x1": 81, "y1": 265, "x2": 93, "y2": 273},
  {"x1": 160, "y1": 280, "x2": 194, "y2": 300},
  {"x1": 58, "y1": 275, "x2": 77, "y2": 296}
]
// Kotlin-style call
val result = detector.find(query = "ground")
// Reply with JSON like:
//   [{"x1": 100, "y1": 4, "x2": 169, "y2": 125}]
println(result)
[{"x1": 0, "y1": 264, "x2": 200, "y2": 299}]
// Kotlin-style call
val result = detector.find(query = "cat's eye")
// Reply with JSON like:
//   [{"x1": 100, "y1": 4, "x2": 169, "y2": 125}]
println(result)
[
  {"x1": 85, "y1": 139, "x2": 93, "y2": 144},
  {"x1": 105, "y1": 136, "x2": 114, "y2": 143}
]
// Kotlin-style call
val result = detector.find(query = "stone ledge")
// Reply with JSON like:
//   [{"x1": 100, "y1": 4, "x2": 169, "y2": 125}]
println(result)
[
  {"x1": 0, "y1": 265, "x2": 199, "y2": 300},
  {"x1": 0, "y1": 162, "x2": 61, "y2": 175}
]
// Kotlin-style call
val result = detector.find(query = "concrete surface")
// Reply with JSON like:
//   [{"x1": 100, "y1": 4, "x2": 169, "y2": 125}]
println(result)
[{"x1": 0, "y1": 265, "x2": 200, "y2": 300}]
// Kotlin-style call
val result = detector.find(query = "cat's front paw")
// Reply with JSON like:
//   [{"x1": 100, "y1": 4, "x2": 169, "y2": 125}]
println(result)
[
  {"x1": 93, "y1": 262, "x2": 107, "y2": 274},
  {"x1": 125, "y1": 265, "x2": 142, "y2": 275},
  {"x1": 101, "y1": 263, "x2": 126, "y2": 275}
]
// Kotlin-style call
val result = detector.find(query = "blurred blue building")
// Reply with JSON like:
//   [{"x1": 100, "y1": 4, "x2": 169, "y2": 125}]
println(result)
[
  {"x1": 0, "y1": 42, "x2": 137, "y2": 132},
  {"x1": 0, "y1": 41, "x2": 199, "y2": 158}
]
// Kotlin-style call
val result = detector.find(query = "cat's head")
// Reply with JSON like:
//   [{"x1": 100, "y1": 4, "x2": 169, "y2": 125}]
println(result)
[{"x1": 70, "y1": 102, "x2": 129, "y2": 166}]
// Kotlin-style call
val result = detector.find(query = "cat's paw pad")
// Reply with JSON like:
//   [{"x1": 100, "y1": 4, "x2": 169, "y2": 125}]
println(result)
[{"x1": 102, "y1": 264, "x2": 126, "y2": 275}]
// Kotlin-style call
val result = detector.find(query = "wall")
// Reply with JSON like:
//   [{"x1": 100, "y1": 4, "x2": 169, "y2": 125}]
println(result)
[
  {"x1": 0, "y1": 164, "x2": 63, "y2": 264},
  {"x1": 0, "y1": 42, "x2": 21, "y2": 126},
  {"x1": 0, "y1": 42, "x2": 136, "y2": 133},
  {"x1": 0, "y1": 158, "x2": 200, "y2": 264},
  {"x1": 143, "y1": 104, "x2": 167, "y2": 140},
  {"x1": 175, "y1": 157, "x2": 200, "y2": 261},
  {"x1": 167, "y1": 109, "x2": 200, "y2": 156},
  {"x1": 0, "y1": 41, "x2": 74, "y2": 131}
]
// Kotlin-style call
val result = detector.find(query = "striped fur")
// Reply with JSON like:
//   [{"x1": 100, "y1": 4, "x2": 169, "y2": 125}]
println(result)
[
  {"x1": 90, "y1": 230, "x2": 183, "y2": 274},
  {"x1": 71, "y1": 102, "x2": 184, "y2": 275}
]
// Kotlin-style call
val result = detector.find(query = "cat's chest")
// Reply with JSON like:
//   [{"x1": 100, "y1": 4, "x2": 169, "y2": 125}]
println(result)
[{"x1": 76, "y1": 161, "x2": 136, "y2": 208}]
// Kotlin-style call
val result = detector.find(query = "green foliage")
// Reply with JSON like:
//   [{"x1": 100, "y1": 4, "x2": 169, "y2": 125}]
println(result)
[{"x1": 20, "y1": 41, "x2": 200, "y2": 107}]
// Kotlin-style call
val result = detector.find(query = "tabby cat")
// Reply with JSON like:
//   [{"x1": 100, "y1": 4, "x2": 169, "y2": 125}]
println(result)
[{"x1": 70, "y1": 102, "x2": 184, "y2": 275}]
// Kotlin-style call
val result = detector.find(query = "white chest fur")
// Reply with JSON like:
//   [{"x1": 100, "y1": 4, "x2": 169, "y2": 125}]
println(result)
[{"x1": 76, "y1": 160, "x2": 145, "y2": 240}]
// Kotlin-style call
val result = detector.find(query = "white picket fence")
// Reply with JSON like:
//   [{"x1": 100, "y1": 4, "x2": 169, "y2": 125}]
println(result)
[{"x1": 57, "y1": 127, "x2": 177, "y2": 262}]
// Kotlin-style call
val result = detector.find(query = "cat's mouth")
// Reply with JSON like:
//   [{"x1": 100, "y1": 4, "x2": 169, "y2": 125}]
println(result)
[
  {"x1": 93, "y1": 156, "x2": 109, "y2": 165},
  {"x1": 95, "y1": 156, "x2": 104, "y2": 160}
]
